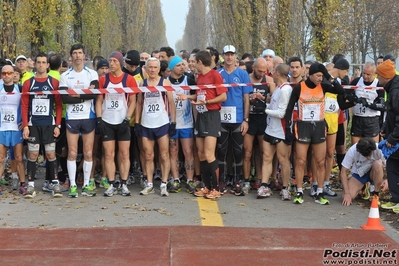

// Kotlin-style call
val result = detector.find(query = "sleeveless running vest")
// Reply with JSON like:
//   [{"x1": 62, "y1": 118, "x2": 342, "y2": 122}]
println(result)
[
  {"x1": 101, "y1": 73, "x2": 129, "y2": 125},
  {"x1": 298, "y1": 82, "x2": 325, "y2": 122},
  {"x1": 141, "y1": 78, "x2": 169, "y2": 128},
  {"x1": 0, "y1": 84, "x2": 22, "y2": 131}
]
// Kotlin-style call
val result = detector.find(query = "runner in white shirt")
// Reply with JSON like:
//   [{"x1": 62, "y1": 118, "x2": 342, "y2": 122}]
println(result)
[{"x1": 59, "y1": 44, "x2": 99, "y2": 198}]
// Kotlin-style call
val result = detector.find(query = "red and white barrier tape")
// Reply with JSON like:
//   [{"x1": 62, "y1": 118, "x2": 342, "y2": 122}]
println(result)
[{"x1": 15, "y1": 82, "x2": 384, "y2": 95}]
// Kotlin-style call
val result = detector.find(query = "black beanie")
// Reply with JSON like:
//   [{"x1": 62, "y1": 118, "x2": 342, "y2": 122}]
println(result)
[
  {"x1": 309, "y1": 62, "x2": 321, "y2": 75},
  {"x1": 334, "y1": 58, "x2": 350, "y2": 70}
]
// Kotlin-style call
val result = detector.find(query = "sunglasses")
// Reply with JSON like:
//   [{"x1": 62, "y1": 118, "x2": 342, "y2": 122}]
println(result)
[{"x1": 1, "y1": 71, "x2": 14, "y2": 76}]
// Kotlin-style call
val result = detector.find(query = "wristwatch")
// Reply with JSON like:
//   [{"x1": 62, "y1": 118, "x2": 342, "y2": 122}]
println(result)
[
  {"x1": 56, "y1": 125, "x2": 61, "y2": 129},
  {"x1": 244, "y1": 118, "x2": 249, "y2": 122}
]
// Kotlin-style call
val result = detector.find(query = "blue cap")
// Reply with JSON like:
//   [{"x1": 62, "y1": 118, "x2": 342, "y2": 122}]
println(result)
[{"x1": 168, "y1": 56, "x2": 183, "y2": 70}]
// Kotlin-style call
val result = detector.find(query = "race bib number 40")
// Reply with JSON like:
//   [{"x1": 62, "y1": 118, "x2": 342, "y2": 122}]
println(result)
[
  {"x1": 220, "y1": 106, "x2": 236, "y2": 123},
  {"x1": 32, "y1": 98, "x2": 50, "y2": 116}
]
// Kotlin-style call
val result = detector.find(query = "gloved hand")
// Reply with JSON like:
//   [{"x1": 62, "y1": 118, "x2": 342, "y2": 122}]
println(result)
[
  {"x1": 134, "y1": 123, "x2": 142, "y2": 138},
  {"x1": 120, "y1": 119, "x2": 130, "y2": 134},
  {"x1": 169, "y1": 122, "x2": 176, "y2": 136},
  {"x1": 285, "y1": 128, "x2": 295, "y2": 144},
  {"x1": 318, "y1": 64, "x2": 331, "y2": 80},
  {"x1": 356, "y1": 97, "x2": 369, "y2": 107},
  {"x1": 96, "y1": 117, "x2": 106, "y2": 135},
  {"x1": 345, "y1": 92, "x2": 358, "y2": 103}
]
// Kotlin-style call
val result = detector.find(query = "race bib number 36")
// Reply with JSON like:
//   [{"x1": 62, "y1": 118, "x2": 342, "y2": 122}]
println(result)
[
  {"x1": 32, "y1": 98, "x2": 50, "y2": 116},
  {"x1": 220, "y1": 106, "x2": 236, "y2": 123},
  {"x1": 106, "y1": 94, "x2": 123, "y2": 110}
]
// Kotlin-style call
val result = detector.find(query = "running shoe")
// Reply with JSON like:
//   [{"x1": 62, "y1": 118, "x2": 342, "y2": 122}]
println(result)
[
  {"x1": 52, "y1": 180, "x2": 63, "y2": 198},
  {"x1": 24, "y1": 186, "x2": 36, "y2": 199},
  {"x1": 104, "y1": 185, "x2": 116, "y2": 197},
  {"x1": 19, "y1": 185, "x2": 28, "y2": 196},
  {"x1": 257, "y1": 185, "x2": 272, "y2": 199},
  {"x1": 309, "y1": 183, "x2": 317, "y2": 197},
  {"x1": 280, "y1": 188, "x2": 291, "y2": 201},
  {"x1": 126, "y1": 172, "x2": 135, "y2": 185},
  {"x1": 242, "y1": 181, "x2": 251, "y2": 195},
  {"x1": 194, "y1": 187, "x2": 209, "y2": 197},
  {"x1": 89, "y1": 179, "x2": 96, "y2": 190},
  {"x1": 251, "y1": 178, "x2": 261, "y2": 190},
  {"x1": 205, "y1": 189, "x2": 221, "y2": 199},
  {"x1": 231, "y1": 182, "x2": 244, "y2": 196},
  {"x1": 381, "y1": 201, "x2": 399, "y2": 209},
  {"x1": 119, "y1": 184, "x2": 131, "y2": 196},
  {"x1": 169, "y1": 179, "x2": 181, "y2": 193},
  {"x1": 219, "y1": 182, "x2": 227, "y2": 195},
  {"x1": 361, "y1": 182, "x2": 370, "y2": 200},
  {"x1": 392, "y1": 207, "x2": 399, "y2": 214},
  {"x1": 315, "y1": 193, "x2": 330, "y2": 205},
  {"x1": 42, "y1": 180, "x2": 52, "y2": 192},
  {"x1": 140, "y1": 185, "x2": 154, "y2": 195},
  {"x1": 160, "y1": 184, "x2": 169, "y2": 197},
  {"x1": 100, "y1": 177, "x2": 110, "y2": 189},
  {"x1": 185, "y1": 180, "x2": 196, "y2": 194},
  {"x1": 11, "y1": 177, "x2": 19, "y2": 190},
  {"x1": 323, "y1": 184, "x2": 337, "y2": 197},
  {"x1": 68, "y1": 185, "x2": 78, "y2": 198},
  {"x1": 292, "y1": 192, "x2": 304, "y2": 204},
  {"x1": 302, "y1": 175, "x2": 312, "y2": 189},
  {"x1": 0, "y1": 177, "x2": 9, "y2": 186},
  {"x1": 140, "y1": 177, "x2": 148, "y2": 189},
  {"x1": 82, "y1": 185, "x2": 96, "y2": 197}
]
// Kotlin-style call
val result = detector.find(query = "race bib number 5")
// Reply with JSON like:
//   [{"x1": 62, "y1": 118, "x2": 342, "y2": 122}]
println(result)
[{"x1": 302, "y1": 104, "x2": 321, "y2": 121}]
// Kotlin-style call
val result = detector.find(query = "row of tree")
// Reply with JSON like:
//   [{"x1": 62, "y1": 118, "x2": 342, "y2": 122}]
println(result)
[
  {"x1": 0, "y1": 0, "x2": 168, "y2": 60},
  {"x1": 179, "y1": 0, "x2": 399, "y2": 64}
]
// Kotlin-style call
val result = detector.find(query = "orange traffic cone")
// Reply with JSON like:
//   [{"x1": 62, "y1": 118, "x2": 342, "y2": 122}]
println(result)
[{"x1": 361, "y1": 195, "x2": 386, "y2": 231}]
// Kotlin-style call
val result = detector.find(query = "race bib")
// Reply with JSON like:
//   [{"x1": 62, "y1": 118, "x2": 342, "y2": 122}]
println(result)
[
  {"x1": 70, "y1": 103, "x2": 84, "y2": 113},
  {"x1": 302, "y1": 104, "x2": 321, "y2": 121},
  {"x1": 220, "y1": 106, "x2": 237, "y2": 123},
  {"x1": 145, "y1": 96, "x2": 161, "y2": 114},
  {"x1": 1, "y1": 107, "x2": 17, "y2": 125},
  {"x1": 106, "y1": 94, "x2": 124, "y2": 111},
  {"x1": 325, "y1": 97, "x2": 339, "y2": 114},
  {"x1": 175, "y1": 99, "x2": 184, "y2": 111},
  {"x1": 196, "y1": 94, "x2": 208, "y2": 113},
  {"x1": 32, "y1": 98, "x2": 50, "y2": 116}
]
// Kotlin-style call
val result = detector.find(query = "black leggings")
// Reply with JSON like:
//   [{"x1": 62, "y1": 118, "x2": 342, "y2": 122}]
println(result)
[{"x1": 217, "y1": 123, "x2": 244, "y2": 183}]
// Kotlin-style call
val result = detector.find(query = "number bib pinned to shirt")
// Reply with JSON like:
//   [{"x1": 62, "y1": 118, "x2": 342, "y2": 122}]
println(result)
[
  {"x1": 325, "y1": 97, "x2": 339, "y2": 114},
  {"x1": 105, "y1": 94, "x2": 124, "y2": 111},
  {"x1": 302, "y1": 104, "x2": 321, "y2": 121},
  {"x1": 145, "y1": 96, "x2": 162, "y2": 115},
  {"x1": 32, "y1": 98, "x2": 50, "y2": 116},
  {"x1": 220, "y1": 106, "x2": 236, "y2": 123},
  {"x1": 196, "y1": 94, "x2": 208, "y2": 113},
  {"x1": 1, "y1": 107, "x2": 17, "y2": 125}
]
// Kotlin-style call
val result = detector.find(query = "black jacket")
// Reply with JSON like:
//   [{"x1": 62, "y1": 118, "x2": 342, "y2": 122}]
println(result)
[{"x1": 382, "y1": 75, "x2": 399, "y2": 158}]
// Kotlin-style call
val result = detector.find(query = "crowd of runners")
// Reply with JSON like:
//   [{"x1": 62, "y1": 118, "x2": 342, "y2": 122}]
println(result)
[{"x1": 0, "y1": 44, "x2": 398, "y2": 212}]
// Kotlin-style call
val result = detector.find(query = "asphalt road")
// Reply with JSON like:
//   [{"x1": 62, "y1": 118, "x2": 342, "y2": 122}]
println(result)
[{"x1": 1, "y1": 168, "x2": 398, "y2": 245}]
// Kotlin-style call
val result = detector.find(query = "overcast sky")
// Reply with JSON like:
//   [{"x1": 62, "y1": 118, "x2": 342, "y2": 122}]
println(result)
[{"x1": 161, "y1": 0, "x2": 189, "y2": 50}]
